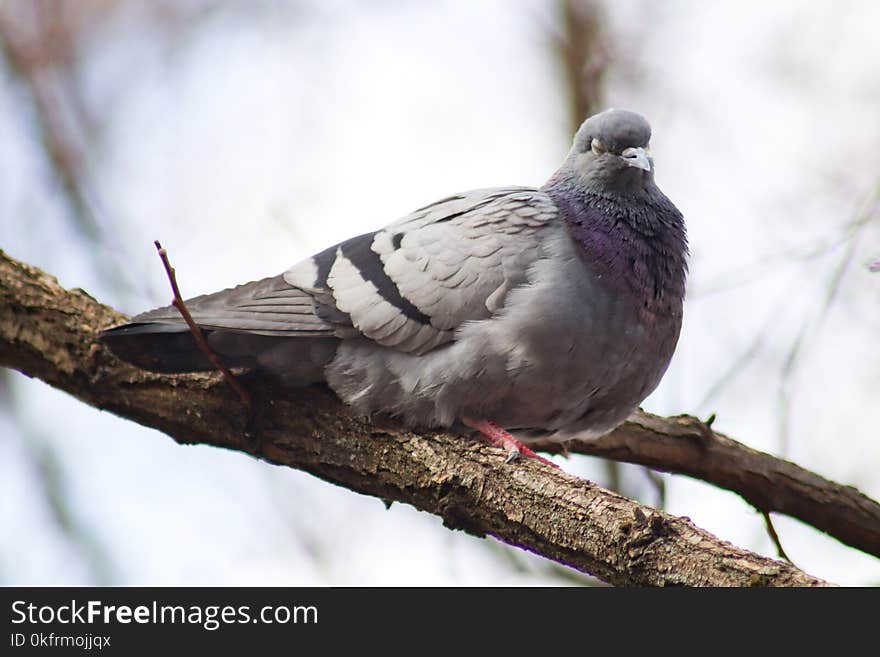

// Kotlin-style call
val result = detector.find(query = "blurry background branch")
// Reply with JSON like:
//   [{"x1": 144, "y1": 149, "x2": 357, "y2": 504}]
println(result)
[
  {"x1": 0, "y1": 0, "x2": 133, "y2": 293},
  {"x1": 0, "y1": 0, "x2": 237, "y2": 301},
  {"x1": 0, "y1": 1, "x2": 99, "y2": 238},
  {"x1": 558, "y1": 0, "x2": 607, "y2": 136},
  {"x1": 0, "y1": 248, "x2": 867, "y2": 586}
]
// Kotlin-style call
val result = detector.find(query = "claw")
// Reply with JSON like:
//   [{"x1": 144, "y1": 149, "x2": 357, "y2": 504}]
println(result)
[{"x1": 462, "y1": 417, "x2": 559, "y2": 469}]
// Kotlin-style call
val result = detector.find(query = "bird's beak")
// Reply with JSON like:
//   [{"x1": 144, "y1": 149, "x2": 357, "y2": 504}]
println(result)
[{"x1": 620, "y1": 147, "x2": 651, "y2": 172}]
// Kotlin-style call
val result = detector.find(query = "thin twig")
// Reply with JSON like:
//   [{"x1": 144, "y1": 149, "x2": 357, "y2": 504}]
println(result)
[
  {"x1": 603, "y1": 460, "x2": 621, "y2": 493},
  {"x1": 690, "y1": 227, "x2": 865, "y2": 299},
  {"x1": 695, "y1": 278, "x2": 798, "y2": 413},
  {"x1": 762, "y1": 511, "x2": 792, "y2": 564},
  {"x1": 643, "y1": 468, "x2": 666, "y2": 510},
  {"x1": 777, "y1": 186, "x2": 880, "y2": 454},
  {"x1": 153, "y1": 240, "x2": 252, "y2": 411}
]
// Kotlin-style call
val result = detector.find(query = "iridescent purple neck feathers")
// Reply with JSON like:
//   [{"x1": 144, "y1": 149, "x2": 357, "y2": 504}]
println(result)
[{"x1": 543, "y1": 176, "x2": 688, "y2": 317}]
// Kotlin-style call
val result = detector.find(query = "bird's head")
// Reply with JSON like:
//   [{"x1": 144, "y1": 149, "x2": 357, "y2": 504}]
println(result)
[{"x1": 565, "y1": 109, "x2": 654, "y2": 194}]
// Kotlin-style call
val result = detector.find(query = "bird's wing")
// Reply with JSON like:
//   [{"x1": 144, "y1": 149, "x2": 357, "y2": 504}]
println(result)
[
  {"x1": 284, "y1": 186, "x2": 559, "y2": 355},
  {"x1": 129, "y1": 187, "x2": 558, "y2": 353}
]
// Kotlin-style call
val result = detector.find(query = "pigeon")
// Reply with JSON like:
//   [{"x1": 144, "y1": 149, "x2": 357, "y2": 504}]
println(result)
[{"x1": 102, "y1": 109, "x2": 688, "y2": 463}]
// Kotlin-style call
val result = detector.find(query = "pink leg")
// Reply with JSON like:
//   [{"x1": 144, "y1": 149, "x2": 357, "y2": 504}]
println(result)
[{"x1": 462, "y1": 418, "x2": 559, "y2": 469}]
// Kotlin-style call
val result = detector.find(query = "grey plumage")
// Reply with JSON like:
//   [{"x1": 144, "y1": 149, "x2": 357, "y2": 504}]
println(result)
[{"x1": 102, "y1": 108, "x2": 688, "y2": 441}]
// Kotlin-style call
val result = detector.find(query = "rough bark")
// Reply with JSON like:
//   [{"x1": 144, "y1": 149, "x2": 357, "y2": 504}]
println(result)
[{"x1": 0, "y1": 249, "x2": 851, "y2": 586}]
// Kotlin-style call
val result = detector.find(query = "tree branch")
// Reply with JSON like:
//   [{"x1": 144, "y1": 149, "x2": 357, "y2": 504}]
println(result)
[
  {"x1": 0, "y1": 248, "x2": 847, "y2": 586},
  {"x1": 531, "y1": 415, "x2": 880, "y2": 560}
]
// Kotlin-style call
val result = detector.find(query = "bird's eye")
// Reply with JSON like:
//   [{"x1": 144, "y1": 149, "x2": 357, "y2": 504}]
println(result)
[{"x1": 590, "y1": 138, "x2": 606, "y2": 155}]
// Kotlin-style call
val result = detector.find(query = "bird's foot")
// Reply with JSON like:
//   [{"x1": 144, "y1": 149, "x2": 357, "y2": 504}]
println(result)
[{"x1": 462, "y1": 418, "x2": 559, "y2": 469}]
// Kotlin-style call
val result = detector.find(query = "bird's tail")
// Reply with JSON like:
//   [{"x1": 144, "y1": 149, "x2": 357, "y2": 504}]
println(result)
[
  {"x1": 100, "y1": 321, "x2": 338, "y2": 386},
  {"x1": 100, "y1": 274, "x2": 339, "y2": 382},
  {"x1": 100, "y1": 322, "x2": 251, "y2": 373}
]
